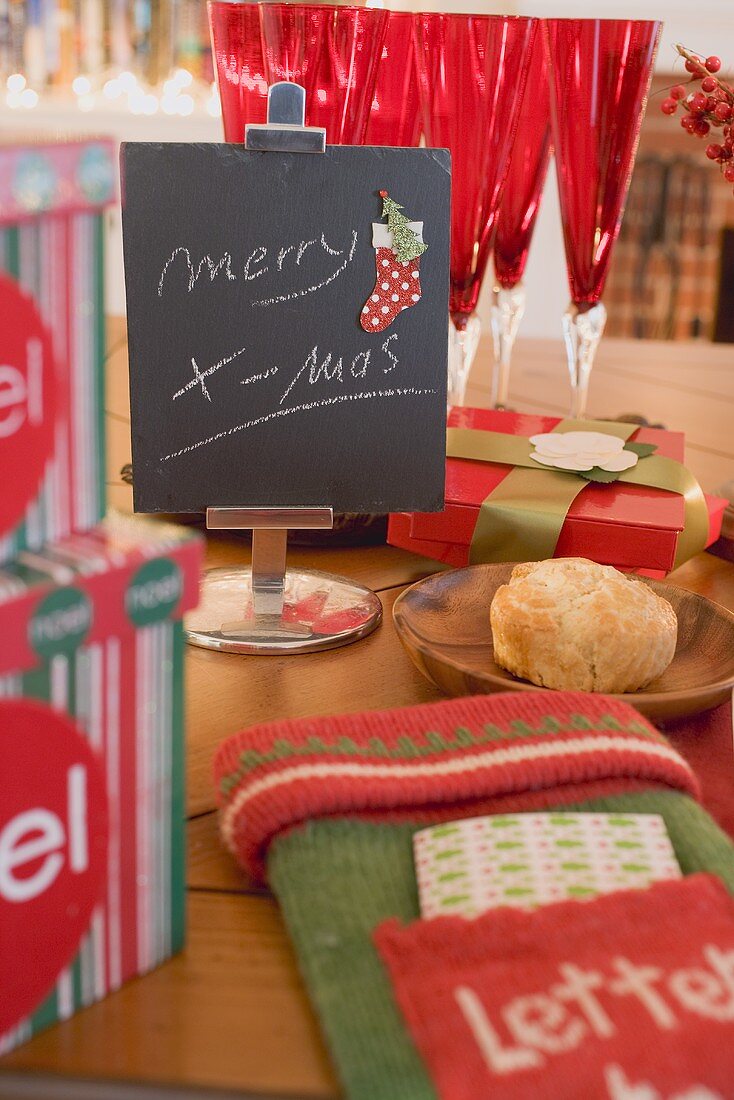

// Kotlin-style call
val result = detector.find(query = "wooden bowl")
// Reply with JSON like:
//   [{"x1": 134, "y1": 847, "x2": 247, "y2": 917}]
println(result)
[{"x1": 393, "y1": 563, "x2": 734, "y2": 722}]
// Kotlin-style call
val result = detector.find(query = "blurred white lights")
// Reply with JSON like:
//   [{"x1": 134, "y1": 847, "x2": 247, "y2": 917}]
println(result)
[
  {"x1": 130, "y1": 85, "x2": 151, "y2": 113},
  {"x1": 6, "y1": 81, "x2": 38, "y2": 108},
  {"x1": 206, "y1": 83, "x2": 221, "y2": 117},
  {"x1": 5, "y1": 65, "x2": 217, "y2": 117}
]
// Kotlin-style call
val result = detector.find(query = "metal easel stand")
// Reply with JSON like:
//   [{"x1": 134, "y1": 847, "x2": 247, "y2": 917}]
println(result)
[{"x1": 184, "y1": 84, "x2": 383, "y2": 655}]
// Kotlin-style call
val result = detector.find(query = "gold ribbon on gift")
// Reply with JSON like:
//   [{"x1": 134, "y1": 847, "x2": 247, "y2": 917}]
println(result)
[{"x1": 445, "y1": 418, "x2": 710, "y2": 569}]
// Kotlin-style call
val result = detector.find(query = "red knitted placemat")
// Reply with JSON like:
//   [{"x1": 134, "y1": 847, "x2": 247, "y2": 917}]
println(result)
[{"x1": 664, "y1": 700, "x2": 734, "y2": 840}]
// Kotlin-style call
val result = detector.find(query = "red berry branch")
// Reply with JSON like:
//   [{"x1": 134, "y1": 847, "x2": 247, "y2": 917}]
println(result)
[{"x1": 660, "y1": 46, "x2": 734, "y2": 192}]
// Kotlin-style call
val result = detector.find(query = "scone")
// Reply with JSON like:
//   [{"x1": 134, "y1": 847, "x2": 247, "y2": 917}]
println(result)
[{"x1": 490, "y1": 558, "x2": 677, "y2": 693}]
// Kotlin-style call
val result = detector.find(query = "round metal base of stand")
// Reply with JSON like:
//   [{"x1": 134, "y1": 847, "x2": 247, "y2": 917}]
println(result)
[{"x1": 185, "y1": 566, "x2": 382, "y2": 654}]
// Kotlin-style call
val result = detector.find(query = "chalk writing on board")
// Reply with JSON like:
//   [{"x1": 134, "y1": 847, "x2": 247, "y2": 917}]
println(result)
[
  {"x1": 157, "y1": 230, "x2": 358, "y2": 307},
  {"x1": 162, "y1": 386, "x2": 438, "y2": 463},
  {"x1": 159, "y1": 222, "x2": 421, "y2": 460},
  {"x1": 241, "y1": 367, "x2": 279, "y2": 387},
  {"x1": 172, "y1": 345, "x2": 248, "y2": 402},
  {"x1": 278, "y1": 333, "x2": 398, "y2": 405},
  {"x1": 162, "y1": 327, "x2": 433, "y2": 462},
  {"x1": 382, "y1": 334, "x2": 398, "y2": 373},
  {"x1": 253, "y1": 231, "x2": 358, "y2": 308},
  {"x1": 157, "y1": 248, "x2": 236, "y2": 296}
]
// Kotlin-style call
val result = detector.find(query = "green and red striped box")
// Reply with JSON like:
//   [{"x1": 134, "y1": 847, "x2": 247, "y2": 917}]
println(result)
[
  {"x1": 0, "y1": 136, "x2": 115, "y2": 563},
  {"x1": 0, "y1": 512, "x2": 202, "y2": 1053}
]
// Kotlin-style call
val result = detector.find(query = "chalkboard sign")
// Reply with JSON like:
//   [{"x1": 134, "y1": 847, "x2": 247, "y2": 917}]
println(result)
[{"x1": 121, "y1": 143, "x2": 451, "y2": 514}]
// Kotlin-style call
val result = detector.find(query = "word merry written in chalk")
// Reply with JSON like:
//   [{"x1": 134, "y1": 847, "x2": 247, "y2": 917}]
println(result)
[
  {"x1": 455, "y1": 947, "x2": 734, "y2": 1078},
  {"x1": 156, "y1": 229, "x2": 358, "y2": 308}
]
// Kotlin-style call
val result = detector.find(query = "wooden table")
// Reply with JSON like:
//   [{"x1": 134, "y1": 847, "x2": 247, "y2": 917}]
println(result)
[{"x1": 3, "y1": 325, "x2": 734, "y2": 1099}]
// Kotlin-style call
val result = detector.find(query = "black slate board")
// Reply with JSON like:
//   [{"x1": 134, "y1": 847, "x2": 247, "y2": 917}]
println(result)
[{"x1": 121, "y1": 143, "x2": 450, "y2": 514}]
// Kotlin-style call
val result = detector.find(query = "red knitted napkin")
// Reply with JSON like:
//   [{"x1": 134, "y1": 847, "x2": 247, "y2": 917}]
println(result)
[
  {"x1": 376, "y1": 874, "x2": 734, "y2": 1100},
  {"x1": 663, "y1": 700, "x2": 734, "y2": 841}
]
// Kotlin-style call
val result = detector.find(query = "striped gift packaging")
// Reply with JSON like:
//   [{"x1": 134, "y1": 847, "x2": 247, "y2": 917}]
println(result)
[
  {"x1": 0, "y1": 512, "x2": 202, "y2": 1053},
  {"x1": 0, "y1": 137, "x2": 115, "y2": 563}
]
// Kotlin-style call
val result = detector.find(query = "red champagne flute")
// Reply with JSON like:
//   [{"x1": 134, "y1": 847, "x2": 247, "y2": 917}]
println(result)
[
  {"x1": 208, "y1": 1, "x2": 269, "y2": 142},
  {"x1": 414, "y1": 12, "x2": 538, "y2": 407},
  {"x1": 365, "y1": 11, "x2": 421, "y2": 148},
  {"x1": 545, "y1": 18, "x2": 662, "y2": 417},
  {"x1": 491, "y1": 31, "x2": 552, "y2": 409},
  {"x1": 259, "y1": 3, "x2": 388, "y2": 145}
]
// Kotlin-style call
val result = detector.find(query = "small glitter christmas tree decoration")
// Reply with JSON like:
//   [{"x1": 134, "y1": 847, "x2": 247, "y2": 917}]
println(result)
[{"x1": 379, "y1": 190, "x2": 427, "y2": 263}]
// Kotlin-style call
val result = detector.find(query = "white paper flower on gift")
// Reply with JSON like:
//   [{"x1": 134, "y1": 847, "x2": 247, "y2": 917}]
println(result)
[{"x1": 529, "y1": 431, "x2": 640, "y2": 473}]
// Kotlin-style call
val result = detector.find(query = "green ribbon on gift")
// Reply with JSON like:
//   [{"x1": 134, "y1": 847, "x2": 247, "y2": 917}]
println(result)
[{"x1": 446, "y1": 418, "x2": 710, "y2": 569}]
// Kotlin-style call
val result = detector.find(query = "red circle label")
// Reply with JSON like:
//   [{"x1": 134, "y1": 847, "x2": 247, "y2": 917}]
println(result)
[
  {"x1": 0, "y1": 699, "x2": 107, "y2": 1036},
  {"x1": 0, "y1": 273, "x2": 57, "y2": 535}
]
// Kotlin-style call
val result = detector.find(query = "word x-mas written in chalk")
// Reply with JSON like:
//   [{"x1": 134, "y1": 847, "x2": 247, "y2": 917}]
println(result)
[{"x1": 162, "y1": 332, "x2": 437, "y2": 462}]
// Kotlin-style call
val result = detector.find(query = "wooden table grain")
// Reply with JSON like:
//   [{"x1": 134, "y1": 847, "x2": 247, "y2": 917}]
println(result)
[{"x1": 3, "y1": 321, "x2": 734, "y2": 1099}]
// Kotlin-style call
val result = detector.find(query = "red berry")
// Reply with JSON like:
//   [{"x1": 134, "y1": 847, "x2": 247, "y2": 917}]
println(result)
[
  {"x1": 706, "y1": 143, "x2": 723, "y2": 159},
  {"x1": 681, "y1": 114, "x2": 696, "y2": 132},
  {"x1": 702, "y1": 76, "x2": 717, "y2": 93},
  {"x1": 720, "y1": 146, "x2": 732, "y2": 159},
  {"x1": 706, "y1": 56, "x2": 722, "y2": 73},
  {"x1": 694, "y1": 118, "x2": 711, "y2": 136},
  {"x1": 716, "y1": 102, "x2": 733, "y2": 121},
  {"x1": 661, "y1": 97, "x2": 677, "y2": 115},
  {"x1": 685, "y1": 58, "x2": 701, "y2": 73},
  {"x1": 706, "y1": 96, "x2": 718, "y2": 111},
  {"x1": 724, "y1": 164, "x2": 734, "y2": 182},
  {"x1": 671, "y1": 84, "x2": 687, "y2": 100},
  {"x1": 691, "y1": 92, "x2": 708, "y2": 112}
]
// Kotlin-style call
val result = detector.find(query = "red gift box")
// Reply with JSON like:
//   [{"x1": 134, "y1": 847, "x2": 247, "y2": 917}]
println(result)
[{"x1": 388, "y1": 409, "x2": 726, "y2": 576}]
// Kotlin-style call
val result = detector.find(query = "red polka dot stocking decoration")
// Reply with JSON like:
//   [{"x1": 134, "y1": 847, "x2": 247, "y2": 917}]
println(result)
[{"x1": 361, "y1": 190, "x2": 426, "y2": 333}]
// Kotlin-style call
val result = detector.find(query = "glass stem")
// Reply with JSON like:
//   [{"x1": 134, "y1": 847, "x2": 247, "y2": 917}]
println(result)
[
  {"x1": 561, "y1": 301, "x2": 607, "y2": 419},
  {"x1": 447, "y1": 314, "x2": 481, "y2": 410},
  {"x1": 490, "y1": 282, "x2": 526, "y2": 409}
]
